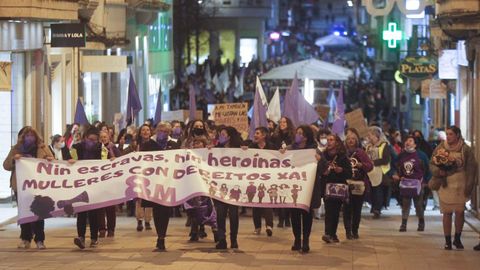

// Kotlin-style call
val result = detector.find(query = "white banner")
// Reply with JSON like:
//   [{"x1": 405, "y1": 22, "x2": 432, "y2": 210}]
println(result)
[{"x1": 16, "y1": 148, "x2": 317, "y2": 224}]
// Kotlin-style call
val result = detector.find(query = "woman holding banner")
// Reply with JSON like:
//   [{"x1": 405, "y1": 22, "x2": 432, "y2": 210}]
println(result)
[
  {"x1": 272, "y1": 117, "x2": 295, "y2": 228},
  {"x1": 137, "y1": 123, "x2": 176, "y2": 251},
  {"x1": 214, "y1": 126, "x2": 243, "y2": 249},
  {"x1": 72, "y1": 126, "x2": 102, "y2": 249},
  {"x1": 285, "y1": 125, "x2": 318, "y2": 253},
  {"x1": 343, "y1": 128, "x2": 373, "y2": 240},
  {"x1": 3, "y1": 126, "x2": 54, "y2": 250},
  {"x1": 319, "y1": 134, "x2": 352, "y2": 244},
  {"x1": 97, "y1": 131, "x2": 121, "y2": 238},
  {"x1": 249, "y1": 127, "x2": 276, "y2": 237}
]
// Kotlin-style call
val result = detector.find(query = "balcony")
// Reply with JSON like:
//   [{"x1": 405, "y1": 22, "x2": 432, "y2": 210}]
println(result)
[
  {"x1": 203, "y1": 0, "x2": 271, "y2": 18},
  {"x1": 128, "y1": 0, "x2": 170, "y2": 12},
  {"x1": 0, "y1": 0, "x2": 79, "y2": 21},
  {"x1": 435, "y1": 0, "x2": 480, "y2": 32}
]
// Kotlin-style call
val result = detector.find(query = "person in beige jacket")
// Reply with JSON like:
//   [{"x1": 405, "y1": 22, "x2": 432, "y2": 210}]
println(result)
[
  {"x1": 430, "y1": 126, "x2": 477, "y2": 250},
  {"x1": 3, "y1": 126, "x2": 53, "y2": 249}
]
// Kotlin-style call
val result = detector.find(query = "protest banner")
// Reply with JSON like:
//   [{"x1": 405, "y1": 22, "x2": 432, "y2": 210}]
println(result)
[
  {"x1": 212, "y1": 103, "x2": 248, "y2": 133},
  {"x1": 345, "y1": 109, "x2": 369, "y2": 138},
  {"x1": 15, "y1": 148, "x2": 317, "y2": 224}
]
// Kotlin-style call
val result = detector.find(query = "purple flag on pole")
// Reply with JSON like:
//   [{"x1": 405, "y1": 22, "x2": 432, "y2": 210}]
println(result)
[
  {"x1": 189, "y1": 84, "x2": 197, "y2": 121},
  {"x1": 332, "y1": 86, "x2": 345, "y2": 136},
  {"x1": 248, "y1": 76, "x2": 269, "y2": 140},
  {"x1": 154, "y1": 87, "x2": 162, "y2": 126},
  {"x1": 126, "y1": 69, "x2": 142, "y2": 125},
  {"x1": 283, "y1": 73, "x2": 319, "y2": 127},
  {"x1": 74, "y1": 98, "x2": 89, "y2": 125}
]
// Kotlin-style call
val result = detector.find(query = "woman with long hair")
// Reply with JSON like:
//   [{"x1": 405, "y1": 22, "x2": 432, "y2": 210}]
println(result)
[
  {"x1": 3, "y1": 126, "x2": 54, "y2": 249},
  {"x1": 97, "y1": 131, "x2": 121, "y2": 238},
  {"x1": 430, "y1": 126, "x2": 477, "y2": 250},
  {"x1": 287, "y1": 125, "x2": 319, "y2": 253},
  {"x1": 272, "y1": 116, "x2": 296, "y2": 228},
  {"x1": 319, "y1": 134, "x2": 352, "y2": 244},
  {"x1": 214, "y1": 126, "x2": 243, "y2": 249}
]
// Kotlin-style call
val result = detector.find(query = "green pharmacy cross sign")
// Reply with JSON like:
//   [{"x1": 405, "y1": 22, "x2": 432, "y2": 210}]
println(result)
[{"x1": 383, "y1": 22, "x2": 402, "y2": 48}]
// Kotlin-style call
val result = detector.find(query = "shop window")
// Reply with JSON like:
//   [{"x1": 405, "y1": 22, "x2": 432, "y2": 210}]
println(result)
[
  {"x1": 219, "y1": 30, "x2": 235, "y2": 65},
  {"x1": 239, "y1": 38, "x2": 257, "y2": 65},
  {"x1": 83, "y1": 72, "x2": 102, "y2": 122},
  {"x1": 185, "y1": 31, "x2": 210, "y2": 66}
]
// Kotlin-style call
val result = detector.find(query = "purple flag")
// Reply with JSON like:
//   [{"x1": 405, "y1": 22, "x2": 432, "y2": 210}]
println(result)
[
  {"x1": 154, "y1": 87, "x2": 162, "y2": 126},
  {"x1": 189, "y1": 84, "x2": 197, "y2": 121},
  {"x1": 126, "y1": 69, "x2": 142, "y2": 125},
  {"x1": 74, "y1": 98, "x2": 89, "y2": 125},
  {"x1": 332, "y1": 87, "x2": 345, "y2": 136},
  {"x1": 283, "y1": 73, "x2": 319, "y2": 127},
  {"x1": 249, "y1": 77, "x2": 269, "y2": 140}
]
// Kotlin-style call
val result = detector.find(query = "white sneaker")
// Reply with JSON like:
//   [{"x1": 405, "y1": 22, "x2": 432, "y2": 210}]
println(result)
[
  {"x1": 36, "y1": 241, "x2": 46, "y2": 249},
  {"x1": 253, "y1": 228, "x2": 261, "y2": 235},
  {"x1": 17, "y1": 240, "x2": 31, "y2": 249}
]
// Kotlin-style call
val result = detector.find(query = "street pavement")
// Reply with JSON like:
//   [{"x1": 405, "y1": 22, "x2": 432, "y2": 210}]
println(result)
[{"x1": 0, "y1": 205, "x2": 479, "y2": 270}]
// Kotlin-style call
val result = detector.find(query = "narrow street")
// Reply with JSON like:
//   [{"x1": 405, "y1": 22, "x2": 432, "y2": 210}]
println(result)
[{"x1": 0, "y1": 205, "x2": 479, "y2": 270}]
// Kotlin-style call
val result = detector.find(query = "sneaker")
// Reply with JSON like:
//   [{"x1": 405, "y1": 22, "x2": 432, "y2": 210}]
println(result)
[
  {"x1": 99, "y1": 230, "x2": 106, "y2": 238},
  {"x1": 399, "y1": 224, "x2": 407, "y2": 232},
  {"x1": 90, "y1": 239, "x2": 99, "y2": 248},
  {"x1": 136, "y1": 220, "x2": 144, "y2": 232},
  {"x1": 266, "y1": 227, "x2": 273, "y2": 237},
  {"x1": 36, "y1": 241, "x2": 46, "y2": 250},
  {"x1": 346, "y1": 232, "x2": 354, "y2": 240},
  {"x1": 473, "y1": 243, "x2": 480, "y2": 251},
  {"x1": 322, "y1": 235, "x2": 332, "y2": 244},
  {"x1": 145, "y1": 222, "x2": 152, "y2": 231},
  {"x1": 253, "y1": 228, "x2": 261, "y2": 235},
  {"x1": 417, "y1": 222, "x2": 425, "y2": 232},
  {"x1": 107, "y1": 231, "x2": 115, "y2": 238},
  {"x1": 17, "y1": 240, "x2": 31, "y2": 249},
  {"x1": 74, "y1": 237, "x2": 85, "y2": 249}
]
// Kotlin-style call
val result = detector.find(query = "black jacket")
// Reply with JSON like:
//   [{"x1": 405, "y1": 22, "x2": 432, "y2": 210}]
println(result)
[
  {"x1": 316, "y1": 151, "x2": 352, "y2": 199},
  {"x1": 49, "y1": 145, "x2": 73, "y2": 160}
]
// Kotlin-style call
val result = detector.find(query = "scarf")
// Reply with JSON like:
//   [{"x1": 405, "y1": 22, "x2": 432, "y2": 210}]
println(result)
[{"x1": 443, "y1": 139, "x2": 464, "y2": 153}]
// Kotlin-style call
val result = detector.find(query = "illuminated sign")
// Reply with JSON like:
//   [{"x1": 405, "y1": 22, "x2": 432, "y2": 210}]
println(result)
[
  {"x1": 382, "y1": 22, "x2": 402, "y2": 48},
  {"x1": 399, "y1": 56, "x2": 437, "y2": 79}
]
